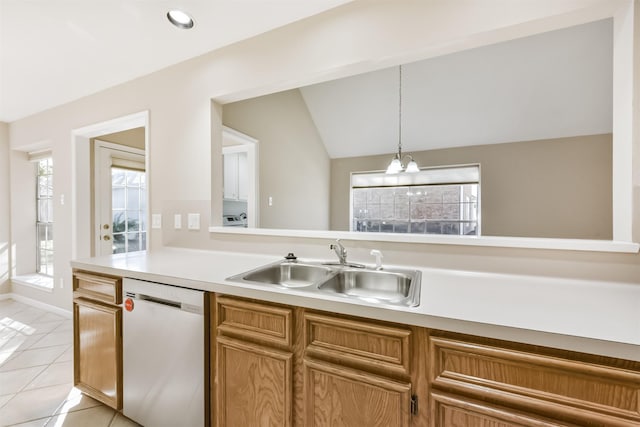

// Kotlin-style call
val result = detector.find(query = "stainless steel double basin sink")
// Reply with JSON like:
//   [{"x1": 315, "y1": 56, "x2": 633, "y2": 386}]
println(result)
[{"x1": 227, "y1": 260, "x2": 421, "y2": 307}]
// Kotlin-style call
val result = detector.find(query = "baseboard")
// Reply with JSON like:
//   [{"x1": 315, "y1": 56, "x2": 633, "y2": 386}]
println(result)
[{"x1": 0, "y1": 293, "x2": 73, "y2": 319}]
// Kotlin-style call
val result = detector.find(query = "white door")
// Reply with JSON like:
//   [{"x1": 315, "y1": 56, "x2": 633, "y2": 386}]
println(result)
[{"x1": 95, "y1": 141, "x2": 146, "y2": 256}]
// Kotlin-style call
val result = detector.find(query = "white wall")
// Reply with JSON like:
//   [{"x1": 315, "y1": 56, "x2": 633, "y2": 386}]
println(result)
[
  {"x1": 0, "y1": 122, "x2": 10, "y2": 293},
  {"x1": 6, "y1": 0, "x2": 640, "y2": 310}
]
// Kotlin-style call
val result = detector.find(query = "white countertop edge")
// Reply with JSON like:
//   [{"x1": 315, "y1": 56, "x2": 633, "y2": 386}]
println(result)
[{"x1": 209, "y1": 226, "x2": 640, "y2": 253}]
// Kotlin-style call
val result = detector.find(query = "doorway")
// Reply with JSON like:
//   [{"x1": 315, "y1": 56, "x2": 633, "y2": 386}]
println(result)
[
  {"x1": 222, "y1": 126, "x2": 258, "y2": 228},
  {"x1": 72, "y1": 111, "x2": 149, "y2": 260}
]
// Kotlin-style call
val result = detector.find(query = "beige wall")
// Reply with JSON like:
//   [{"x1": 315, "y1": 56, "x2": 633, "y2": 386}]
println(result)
[
  {"x1": 4, "y1": 1, "x2": 640, "y2": 311},
  {"x1": 9, "y1": 150, "x2": 37, "y2": 277},
  {"x1": 0, "y1": 122, "x2": 10, "y2": 294},
  {"x1": 331, "y1": 134, "x2": 612, "y2": 239},
  {"x1": 96, "y1": 127, "x2": 145, "y2": 150},
  {"x1": 223, "y1": 89, "x2": 330, "y2": 230}
]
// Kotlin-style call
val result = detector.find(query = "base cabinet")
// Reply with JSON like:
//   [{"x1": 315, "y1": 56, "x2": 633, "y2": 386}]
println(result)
[
  {"x1": 212, "y1": 295, "x2": 640, "y2": 427},
  {"x1": 72, "y1": 270, "x2": 123, "y2": 410},
  {"x1": 212, "y1": 295, "x2": 418, "y2": 427},
  {"x1": 69, "y1": 273, "x2": 640, "y2": 427},
  {"x1": 429, "y1": 333, "x2": 640, "y2": 427}
]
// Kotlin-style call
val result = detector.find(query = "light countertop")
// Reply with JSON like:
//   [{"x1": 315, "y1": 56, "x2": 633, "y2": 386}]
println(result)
[{"x1": 71, "y1": 247, "x2": 640, "y2": 362}]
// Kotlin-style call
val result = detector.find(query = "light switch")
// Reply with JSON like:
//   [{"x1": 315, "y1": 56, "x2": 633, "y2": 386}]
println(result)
[
  {"x1": 174, "y1": 214, "x2": 182, "y2": 229},
  {"x1": 188, "y1": 213, "x2": 200, "y2": 230},
  {"x1": 152, "y1": 214, "x2": 162, "y2": 229}
]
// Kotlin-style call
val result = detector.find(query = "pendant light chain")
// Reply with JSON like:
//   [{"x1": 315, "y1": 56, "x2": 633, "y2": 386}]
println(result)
[{"x1": 398, "y1": 65, "x2": 402, "y2": 158}]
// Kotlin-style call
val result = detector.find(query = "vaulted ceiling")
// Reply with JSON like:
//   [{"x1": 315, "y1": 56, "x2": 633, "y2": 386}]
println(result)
[{"x1": 298, "y1": 19, "x2": 613, "y2": 158}]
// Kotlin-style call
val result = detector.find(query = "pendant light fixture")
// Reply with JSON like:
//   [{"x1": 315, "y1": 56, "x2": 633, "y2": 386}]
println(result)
[{"x1": 386, "y1": 65, "x2": 419, "y2": 174}]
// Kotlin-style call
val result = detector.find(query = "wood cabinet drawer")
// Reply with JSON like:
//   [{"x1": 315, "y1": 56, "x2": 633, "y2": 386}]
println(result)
[
  {"x1": 216, "y1": 296, "x2": 293, "y2": 347},
  {"x1": 430, "y1": 335, "x2": 640, "y2": 426},
  {"x1": 304, "y1": 312, "x2": 411, "y2": 376},
  {"x1": 73, "y1": 271, "x2": 122, "y2": 304},
  {"x1": 431, "y1": 391, "x2": 569, "y2": 427}
]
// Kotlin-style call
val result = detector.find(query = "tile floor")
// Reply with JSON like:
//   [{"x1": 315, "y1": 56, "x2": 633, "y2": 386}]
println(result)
[{"x1": 0, "y1": 299, "x2": 139, "y2": 427}]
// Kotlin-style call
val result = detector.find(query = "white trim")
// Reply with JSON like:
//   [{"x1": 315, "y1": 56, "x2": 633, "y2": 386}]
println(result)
[
  {"x1": 612, "y1": 1, "x2": 634, "y2": 242},
  {"x1": 0, "y1": 293, "x2": 72, "y2": 319},
  {"x1": 223, "y1": 126, "x2": 259, "y2": 145},
  {"x1": 208, "y1": 226, "x2": 640, "y2": 253}
]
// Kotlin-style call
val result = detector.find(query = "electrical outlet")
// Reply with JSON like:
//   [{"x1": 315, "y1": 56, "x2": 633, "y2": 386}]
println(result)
[
  {"x1": 174, "y1": 214, "x2": 182, "y2": 229},
  {"x1": 188, "y1": 213, "x2": 200, "y2": 230}
]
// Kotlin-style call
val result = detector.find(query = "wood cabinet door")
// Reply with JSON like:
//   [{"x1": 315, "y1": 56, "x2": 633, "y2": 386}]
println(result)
[
  {"x1": 304, "y1": 358, "x2": 412, "y2": 427},
  {"x1": 217, "y1": 336, "x2": 293, "y2": 427},
  {"x1": 73, "y1": 298, "x2": 122, "y2": 409}
]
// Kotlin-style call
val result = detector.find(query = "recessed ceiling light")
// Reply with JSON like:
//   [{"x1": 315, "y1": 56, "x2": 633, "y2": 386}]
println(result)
[{"x1": 167, "y1": 10, "x2": 194, "y2": 29}]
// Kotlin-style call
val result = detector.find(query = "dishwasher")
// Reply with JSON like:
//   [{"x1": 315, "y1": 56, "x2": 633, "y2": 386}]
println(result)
[{"x1": 122, "y1": 278, "x2": 206, "y2": 427}]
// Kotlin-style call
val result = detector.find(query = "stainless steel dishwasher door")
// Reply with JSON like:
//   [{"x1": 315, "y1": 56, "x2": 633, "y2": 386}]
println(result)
[{"x1": 122, "y1": 278, "x2": 205, "y2": 427}]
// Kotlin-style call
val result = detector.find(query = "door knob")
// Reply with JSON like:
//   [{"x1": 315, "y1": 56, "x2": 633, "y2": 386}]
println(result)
[{"x1": 103, "y1": 235, "x2": 111, "y2": 241}]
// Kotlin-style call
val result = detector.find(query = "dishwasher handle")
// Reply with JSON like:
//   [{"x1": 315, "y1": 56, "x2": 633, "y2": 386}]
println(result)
[{"x1": 125, "y1": 291, "x2": 203, "y2": 314}]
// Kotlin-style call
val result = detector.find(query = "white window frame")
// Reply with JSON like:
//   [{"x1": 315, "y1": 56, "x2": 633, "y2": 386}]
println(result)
[{"x1": 350, "y1": 164, "x2": 481, "y2": 236}]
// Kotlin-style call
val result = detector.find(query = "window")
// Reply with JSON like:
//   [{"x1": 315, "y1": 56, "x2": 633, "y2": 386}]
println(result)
[
  {"x1": 36, "y1": 157, "x2": 53, "y2": 276},
  {"x1": 351, "y1": 165, "x2": 480, "y2": 236},
  {"x1": 111, "y1": 167, "x2": 146, "y2": 254}
]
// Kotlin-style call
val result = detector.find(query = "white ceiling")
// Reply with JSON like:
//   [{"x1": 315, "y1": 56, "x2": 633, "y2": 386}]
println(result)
[
  {"x1": 299, "y1": 19, "x2": 613, "y2": 158},
  {"x1": 0, "y1": 0, "x2": 350, "y2": 123}
]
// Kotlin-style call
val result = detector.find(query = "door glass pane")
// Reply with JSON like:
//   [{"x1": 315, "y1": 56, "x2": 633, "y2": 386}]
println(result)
[{"x1": 111, "y1": 167, "x2": 146, "y2": 254}]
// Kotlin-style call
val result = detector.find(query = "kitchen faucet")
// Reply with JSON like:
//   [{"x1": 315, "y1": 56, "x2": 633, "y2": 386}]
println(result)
[{"x1": 330, "y1": 239, "x2": 348, "y2": 265}]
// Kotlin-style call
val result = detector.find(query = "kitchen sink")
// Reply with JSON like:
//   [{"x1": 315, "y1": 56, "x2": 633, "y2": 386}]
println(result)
[
  {"x1": 318, "y1": 268, "x2": 420, "y2": 307},
  {"x1": 228, "y1": 261, "x2": 336, "y2": 288},
  {"x1": 227, "y1": 259, "x2": 421, "y2": 307}
]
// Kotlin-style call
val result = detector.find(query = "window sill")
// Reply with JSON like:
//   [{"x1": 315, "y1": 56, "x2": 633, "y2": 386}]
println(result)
[
  {"x1": 208, "y1": 226, "x2": 640, "y2": 254},
  {"x1": 12, "y1": 274, "x2": 54, "y2": 292}
]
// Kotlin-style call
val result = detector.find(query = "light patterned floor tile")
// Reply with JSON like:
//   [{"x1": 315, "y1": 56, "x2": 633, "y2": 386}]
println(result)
[
  {"x1": 24, "y1": 321, "x2": 65, "y2": 336},
  {"x1": 108, "y1": 413, "x2": 141, "y2": 427},
  {"x1": 53, "y1": 322, "x2": 72, "y2": 333},
  {"x1": 0, "y1": 302, "x2": 30, "y2": 317},
  {"x1": 29, "y1": 332, "x2": 71, "y2": 350},
  {"x1": 0, "y1": 383, "x2": 72, "y2": 426},
  {"x1": 23, "y1": 362, "x2": 72, "y2": 391},
  {"x1": 7, "y1": 417, "x2": 51, "y2": 427},
  {"x1": 54, "y1": 388, "x2": 102, "y2": 415},
  {"x1": 0, "y1": 345, "x2": 68, "y2": 372},
  {"x1": 1, "y1": 333, "x2": 47, "y2": 354},
  {"x1": 46, "y1": 405, "x2": 115, "y2": 427},
  {"x1": 36, "y1": 313, "x2": 66, "y2": 324},
  {"x1": 54, "y1": 347, "x2": 72, "y2": 364},
  {"x1": 9, "y1": 308, "x2": 48, "y2": 324},
  {"x1": 0, "y1": 365, "x2": 47, "y2": 396},
  {"x1": 0, "y1": 392, "x2": 15, "y2": 408}
]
